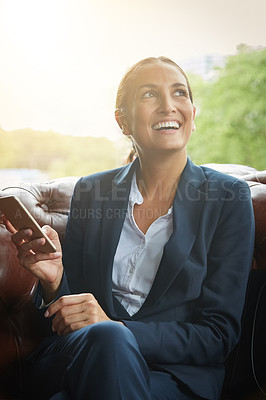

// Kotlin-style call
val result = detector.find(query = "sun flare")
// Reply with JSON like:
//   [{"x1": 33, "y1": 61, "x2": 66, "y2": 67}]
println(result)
[{"x1": 4, "y1": 0, "x2": 66, "y2": 57}]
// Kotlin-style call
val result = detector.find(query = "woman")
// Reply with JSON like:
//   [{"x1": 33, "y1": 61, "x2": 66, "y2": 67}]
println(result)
[{"x1": 11, "y1": 57, "x2": 254, "y2": 400}]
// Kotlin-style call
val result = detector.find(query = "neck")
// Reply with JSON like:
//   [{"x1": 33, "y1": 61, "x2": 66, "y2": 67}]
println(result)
[{"x1": 136, "y1": 149, "x2": 187, "y2": 202}]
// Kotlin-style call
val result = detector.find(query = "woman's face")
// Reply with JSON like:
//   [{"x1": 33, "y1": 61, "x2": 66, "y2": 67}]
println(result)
[{"x1": 120, "y1": 62, "x2": 196, "y2": 157}]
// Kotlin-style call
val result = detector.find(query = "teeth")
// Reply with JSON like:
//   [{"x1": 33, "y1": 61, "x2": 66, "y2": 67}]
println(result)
[{"x1": 152, "y1": 121, "x2": 180, "y2": 130}]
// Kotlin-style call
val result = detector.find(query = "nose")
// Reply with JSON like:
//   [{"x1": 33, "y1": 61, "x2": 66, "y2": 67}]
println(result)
[{"x1": 158, "y1": 93, "x2": 176, "y2": 114}]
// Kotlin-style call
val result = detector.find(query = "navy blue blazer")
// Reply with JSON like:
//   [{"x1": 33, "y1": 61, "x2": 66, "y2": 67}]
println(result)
[{"x1": 59, "y1": 157, "x2": 254, "y2": 399}]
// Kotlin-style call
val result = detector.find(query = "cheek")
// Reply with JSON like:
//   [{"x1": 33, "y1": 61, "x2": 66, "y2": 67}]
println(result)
[
  {"x1": 184, "y1": 106, "x2": 195, "y2": 124},
  {"x1": 129, "y1": 107, "x2": 149, "y2": 133}
]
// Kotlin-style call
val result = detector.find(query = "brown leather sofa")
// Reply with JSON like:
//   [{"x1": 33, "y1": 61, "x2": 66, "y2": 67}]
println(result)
[{"x1": 0, "y1": 165, "x2": 265, "y2": 400}]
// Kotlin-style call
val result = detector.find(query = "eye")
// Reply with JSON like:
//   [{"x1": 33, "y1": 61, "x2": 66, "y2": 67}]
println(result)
[
  {"x1": 173, "y1": 89, "x2": 188, "y2": 97},
  {"x1": 142, "y1": 90, "x2": 156, "y2": 99}
]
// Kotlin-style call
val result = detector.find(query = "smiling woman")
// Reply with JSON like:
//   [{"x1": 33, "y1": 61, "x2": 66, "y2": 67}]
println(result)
[
  {"x1": 115, "y1": 57, "x2": 196, "y2": 163},
  {"x1": 6, "y1": 56, "x2": 255, "y2": 400}
]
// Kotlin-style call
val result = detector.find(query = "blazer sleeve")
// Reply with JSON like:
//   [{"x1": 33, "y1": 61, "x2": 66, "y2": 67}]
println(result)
[
  {"x1": 123, "y1": 179, "x2": 255, "y2": 366},
  {"x1": 33, "y1": 179, "x2": 85, "y2": 315}
]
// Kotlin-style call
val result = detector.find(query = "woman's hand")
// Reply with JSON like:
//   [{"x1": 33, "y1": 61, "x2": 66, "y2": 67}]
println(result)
[
  {"x1": 7, "y1": 220, "x2": 63, "y2": 302},
  {"x1": 45, "y1": 293, "x2": 123, "y2": 336}
]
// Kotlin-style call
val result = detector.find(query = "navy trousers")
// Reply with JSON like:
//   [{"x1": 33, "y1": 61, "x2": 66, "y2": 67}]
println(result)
[{"x1": 23, "y1": 321, "x2": 200, "y2": 400}]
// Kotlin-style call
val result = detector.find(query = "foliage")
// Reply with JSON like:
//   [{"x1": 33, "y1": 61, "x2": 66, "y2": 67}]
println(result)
[
  {"x1": 188, "y1": 45, "x2": 266, "y2": 170},
  {"x1": 1, "y1": 46, "x2": 265, "y2": 178},
  {"x1": 0, "y1": 128, "x2": 121, "y2": 178}
]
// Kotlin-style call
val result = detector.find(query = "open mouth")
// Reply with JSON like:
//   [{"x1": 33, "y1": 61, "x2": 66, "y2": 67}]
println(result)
[{"x1": 152, "y1": 121, "x2": 180, "y2": 131}]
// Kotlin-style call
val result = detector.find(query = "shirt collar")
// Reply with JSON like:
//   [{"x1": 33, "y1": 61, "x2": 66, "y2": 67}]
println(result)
[{"x1": 129, "y1": 171, "x2": 143, "y2": 205}]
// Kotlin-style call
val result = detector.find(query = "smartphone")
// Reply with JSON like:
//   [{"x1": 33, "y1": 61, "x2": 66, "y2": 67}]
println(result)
[{"x1": 0, "y1": 195, "x2": 57, "y2": 253}]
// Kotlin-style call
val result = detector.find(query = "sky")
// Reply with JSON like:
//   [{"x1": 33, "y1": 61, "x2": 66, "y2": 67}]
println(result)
[{"x1": 0, "y1": 0, "x2": 266, "y2": 140}]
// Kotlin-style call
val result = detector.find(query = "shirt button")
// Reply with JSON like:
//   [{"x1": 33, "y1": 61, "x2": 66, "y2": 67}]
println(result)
[{"x1": 129, "y1": 268, "x2": 134, "y2": 274}]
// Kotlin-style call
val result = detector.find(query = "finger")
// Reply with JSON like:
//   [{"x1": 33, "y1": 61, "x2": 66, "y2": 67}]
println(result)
[
  {"x1": 60, "y1": 321, "x2": 89, "y2": 336},
  {"x1": 52, "y1": 303, "x2": 82, "y2": 329},
  {"x1": 17, "y1": 240, "x2": 61, "y2": 268},
  {"x1": 12, "y1": 228, "x2": 33, "y2": 247},
  {"x1": 42, "y1": 225, "x2": 60, "y2": 242},
  {"x1": 46, "y1": 293, "x2": 96, "y2": 318},
  {"x1": 55, "y1": 300, "x2": 101, "y2": 335},
  {"x1": 53, "y1": 309, "x2": 88, "y2": 335},
  {"x1": 17, "y1": 236, "x2": 58, "y2": 257},
  {"x1": 22, "y1": 249, "x2": 61, "y2": 265},
  {"x1": 52, "y1": 300, "x2": 107, "y2": 335},
  {"x1": 51, "y1": 300, "x2": 96, "y2": 330},
  {"x1": 3, "y1": 216, "x2": 17, "y2": 234},
  {"x1": 41, "y1": 226, "x2": 62, "y2": 254}
]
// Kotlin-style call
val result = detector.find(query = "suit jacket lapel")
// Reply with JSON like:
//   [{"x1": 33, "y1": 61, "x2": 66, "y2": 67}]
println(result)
[
  {"x1": 99, "y1": 159, "x2": 139, "y2": 316},
  {"x1": 136, "y1": 158, "x2": 207, "y2": 315}
]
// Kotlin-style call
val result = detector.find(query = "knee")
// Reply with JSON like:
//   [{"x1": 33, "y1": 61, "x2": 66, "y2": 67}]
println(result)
[
  {"x1": 68, "y1": 322, "x2": 139, "y2": 360},
  {"x1": 88, "y1": 321, "x2": 136, "y2": 348}
]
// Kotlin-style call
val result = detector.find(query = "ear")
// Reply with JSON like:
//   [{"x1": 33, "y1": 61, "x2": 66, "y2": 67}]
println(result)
[
  {"x1": 115, "y1": 109, "x2": 131, "y2": 136},
  {"x1": 192, "y1": 106, "x2": 196, "y2": 132}
]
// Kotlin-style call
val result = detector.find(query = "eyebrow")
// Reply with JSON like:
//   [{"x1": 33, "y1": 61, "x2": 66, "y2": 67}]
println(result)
[{"x1": 137, "y1": 83, "x2": 188, "y2": 91}]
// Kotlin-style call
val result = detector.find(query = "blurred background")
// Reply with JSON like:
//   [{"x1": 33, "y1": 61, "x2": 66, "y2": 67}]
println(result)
[{"x1": 0, "y1": 0, "x2": 265, "y2": 181}]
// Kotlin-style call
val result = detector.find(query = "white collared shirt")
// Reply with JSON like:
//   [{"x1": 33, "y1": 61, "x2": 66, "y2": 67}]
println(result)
[{"x1": 112, "y1": 172, "x2": 173, "y2": 316}]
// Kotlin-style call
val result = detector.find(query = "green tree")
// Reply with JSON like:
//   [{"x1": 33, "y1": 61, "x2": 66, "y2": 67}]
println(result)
[
  {"x1": 0, "y1": 129, "x2": 120, "y2": 178},
  {"x1": 188, "y1": 45, "x2": 266, "y2": 170}
]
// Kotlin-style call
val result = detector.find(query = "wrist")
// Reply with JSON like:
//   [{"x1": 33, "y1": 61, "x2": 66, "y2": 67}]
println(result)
[{"x1": 40, "y1": 276, "x2": 63, "y2": 304}]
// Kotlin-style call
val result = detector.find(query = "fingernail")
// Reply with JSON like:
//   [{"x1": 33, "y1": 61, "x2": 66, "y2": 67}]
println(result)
[
  {"x1": 44, "y1": 310, "x2": 49, "y2": 318},
  {"x1": 36, "y1": 238, "x2": 45, "y2": 245},
  {"x1": 53, "y1": 252, "x2": 61, "y2": 258}
]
